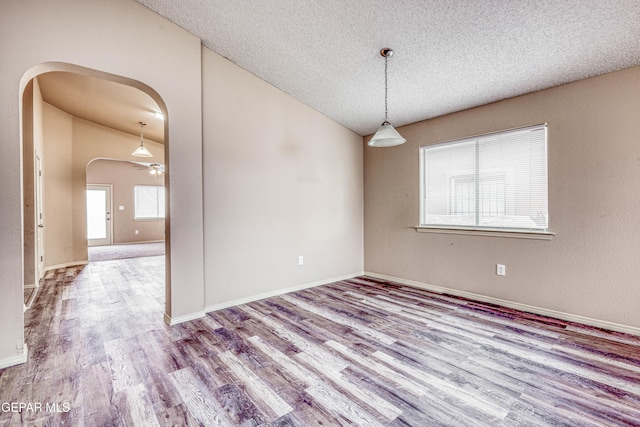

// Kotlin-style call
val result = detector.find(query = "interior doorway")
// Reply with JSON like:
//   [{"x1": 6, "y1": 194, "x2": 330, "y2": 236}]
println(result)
[
  {"x1": 86, "y1": 184, "x2": 113, "y2": 247},
  {"x1": 21, "y1": 62, "x2": 170, "y2": 316}
]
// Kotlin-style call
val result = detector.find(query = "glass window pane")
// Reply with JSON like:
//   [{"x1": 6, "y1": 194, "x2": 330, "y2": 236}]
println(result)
[
  {"x1": 423, "y1": 140, "x2": 475, "y2": 226},
  {"x1": 135, "y1": 186, "x2": 165, "y2": 219},
  {"x1": 421, "y1": 124, "x2": 547, "y2": 231}
]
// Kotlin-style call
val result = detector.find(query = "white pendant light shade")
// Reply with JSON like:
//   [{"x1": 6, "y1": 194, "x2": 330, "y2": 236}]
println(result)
[
  {"x1": 132, "y1": 121, "x2": 153, "y2": 157},
  {"x1": 368, "y1": 121, "x2": 406, "y2": 147},
  {"x1": 369, "y1": 48, "x2": 405, "y2": 148},
  {"x1": 132, "y1": 144, "x2": 153, "y2": 157}
]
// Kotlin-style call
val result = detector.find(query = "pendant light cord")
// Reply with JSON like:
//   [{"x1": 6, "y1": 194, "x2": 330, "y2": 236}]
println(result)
[
  {"x1": 368, "y1": 48, "x2": 405, "y2": 147},
  {"x1": 139, "y1": 122, "x2": 146, "y2": 145},
  {"x1": 384, "y1": 53, "x2": 388, "y2": 122}
]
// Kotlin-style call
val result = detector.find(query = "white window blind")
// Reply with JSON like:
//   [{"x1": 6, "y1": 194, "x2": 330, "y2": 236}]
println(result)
[
  {"x1": 420, "y1": 124, "x2": 548, "y2": 232},
  {"x1": 134, "y1": 185, "x2": 165, "y2": 219}
]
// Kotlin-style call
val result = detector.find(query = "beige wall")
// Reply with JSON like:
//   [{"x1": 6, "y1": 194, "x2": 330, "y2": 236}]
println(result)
[
  {"x1": 21, "y1": 77, "x2": 46, "y2": 287},
  {"x1": 202, "y1": 48, "x2": 364, "y2": 308},
  {"x1": 87, "y1": 160, "x2": 166, "y2": 244},
  {"x1": 364, "y1": 65, "x2": 640, "y2": 330},
  {"x1": 22, "y1": 82, "x2": 36, "y2": 286},
  {"x1": 0, "y1": 0, "x2": 203, "y2": 365},
  {"x1": 42, "y1": 103, "x2": 74, "y2": 267},
  {"x1": 71, "y1": 117, "x2": 164, "y2": 262}
]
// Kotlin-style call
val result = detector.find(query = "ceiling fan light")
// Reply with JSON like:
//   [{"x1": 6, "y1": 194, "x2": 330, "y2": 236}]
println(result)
[
  {"x1": 149, "y1": 163, "x2": 163, "y2": 176},
  {"x1": 368, "y1": 121, "x2": 406, "y2": 147}
]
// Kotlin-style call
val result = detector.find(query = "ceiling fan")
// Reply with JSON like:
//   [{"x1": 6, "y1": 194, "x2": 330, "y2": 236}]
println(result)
[{"x1": 129, "y1": 161, "x2": 164, "y2": 176}]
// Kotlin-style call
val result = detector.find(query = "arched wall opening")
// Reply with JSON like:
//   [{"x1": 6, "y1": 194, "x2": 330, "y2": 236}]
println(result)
[
  {"x1": 21, "y1": 62, "x2": 171, "y2": 316},
  {"x1": 1, "y1": 0, "x2": 205, "y2": 368}
]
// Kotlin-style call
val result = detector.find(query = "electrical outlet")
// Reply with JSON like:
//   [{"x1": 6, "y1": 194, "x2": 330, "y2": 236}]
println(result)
[
  {"x1": 298, "y1": 256, "x2": 304, "y2": 266},
  {"x1": 135, "y1": 230, "x2": 140, "y2": 235},
  {"x1": 496, "y1": 264, "x2": 506, "y2": 276}
]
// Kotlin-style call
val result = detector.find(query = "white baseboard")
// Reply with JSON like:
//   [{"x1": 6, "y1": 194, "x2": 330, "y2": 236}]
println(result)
[
  {"x1": 45, "y1": 260, "x2": 88, "y2": 272},
  {"x1": 205, "y1": 271, "x2": 364, "y2": 314},
  {"x1": 116, "y1": 240, "x2": 165, "y2": 245},
  {"x1": 164, "y1": 311, "x2": 206, "y2": 326},
  {"x1": 24, "y1": 286, "x2": 39, "y2": 312},
  {"x1": 365, "y1": 272, "x2": 640, "y2": 337},
  {"x1": 0, "y1": 344, "x2": 28, "y2": 370}
]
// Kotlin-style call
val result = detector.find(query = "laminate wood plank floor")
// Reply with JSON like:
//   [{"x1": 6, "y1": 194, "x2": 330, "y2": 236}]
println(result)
[
  {"x1": 88, "y1": 242, "x2": 165, "y2": 262},
  {"x1": 2, "y1": 257, "x2": 640, "y2": 426}
]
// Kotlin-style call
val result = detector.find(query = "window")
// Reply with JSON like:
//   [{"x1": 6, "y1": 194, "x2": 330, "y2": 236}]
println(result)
[
  {"x1": 134, "y1": 185, "x2": 165, "y2": 219},
  {"x1": 420, "y1": 124, "x2": 548, "y2": 233}
]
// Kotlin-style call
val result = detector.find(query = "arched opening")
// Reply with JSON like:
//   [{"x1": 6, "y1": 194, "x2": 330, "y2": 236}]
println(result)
[{"x1": 21, "y1": 62, "x2": 170, "y2": 317}]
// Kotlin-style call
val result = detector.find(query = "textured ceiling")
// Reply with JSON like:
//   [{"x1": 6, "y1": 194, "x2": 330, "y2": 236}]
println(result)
[{"x1": 135, "y1": 0, "x2": 640, "y2": 136}]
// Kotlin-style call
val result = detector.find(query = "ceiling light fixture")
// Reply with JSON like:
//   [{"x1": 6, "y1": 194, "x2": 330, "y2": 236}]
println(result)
[
  {"x1": 368, "y1": 48, "x2": 406, "y2": 147},
  {"x1": 149, "y1": 163, "x2": 163, "y2": 176},
  {"x1": 132, "y1": 121, "x2": 153, "y2": 157}
]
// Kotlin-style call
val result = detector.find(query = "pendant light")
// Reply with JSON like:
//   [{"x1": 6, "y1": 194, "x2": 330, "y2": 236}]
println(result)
[
  {"x1": 368, "y1": 48, "x2": 406, "y2": 147},
  {"x1": 132, "y1": 121, "x2": 153, "y2": 157}
]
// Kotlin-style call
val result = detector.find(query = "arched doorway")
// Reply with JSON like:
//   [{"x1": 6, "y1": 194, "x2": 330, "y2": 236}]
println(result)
[{"x1": 21, "y1": 63, "x2": 170, "y2": 313}]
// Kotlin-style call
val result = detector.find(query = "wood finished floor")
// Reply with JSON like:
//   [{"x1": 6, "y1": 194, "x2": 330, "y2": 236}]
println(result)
[
  {"x1": 2, "y1": 257, "x2": 640, "y2": 426},
  {"x1": 88, "y1": 242, "x2": 166, "y2": 262}
]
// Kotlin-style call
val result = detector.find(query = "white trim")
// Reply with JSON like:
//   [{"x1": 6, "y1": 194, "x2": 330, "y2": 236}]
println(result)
[
  {"x1": 418, "y1": 123, "x2": 548, "y2": 150},
  {"x1": 164, "y1": 311, "x2": 205, "y2": 326},
  {"x1": 205, "y1": 272, "x2": 364, "y2": 313},
  {"x1": 44, "y1": 261, "x2": 88, "y2": 272},
  {"x1": 0, "y1": 344, "x2": 28, "y2": 369},
  {"x1": 35, "y1": 152, "x2": 44, "y2": 280},
  {"x1": 415, "y1": 226, "x2": 554, "y2": 240},
  {"x1": 114, "y1": 240, "x2": 165, "y2": 245},
  {"x1": 24, "y1": 286, "x2": 39, "y2": 312},
  {"x1": 23, "y1": 283, "x2": 37, "y2": 289},
  {"x1": 365, "y1": 272, "x2": 640, "y2": 337}
]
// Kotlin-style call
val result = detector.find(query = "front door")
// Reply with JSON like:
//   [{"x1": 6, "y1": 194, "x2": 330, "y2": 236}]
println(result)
[{"x1": 86, "y1": 184, "x2": 112, "y2": 247}]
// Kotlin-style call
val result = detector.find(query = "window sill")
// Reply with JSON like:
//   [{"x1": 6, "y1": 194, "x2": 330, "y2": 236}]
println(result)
[{"x1": 414, "y1": 226, "x2": 554, "y2": 240}]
